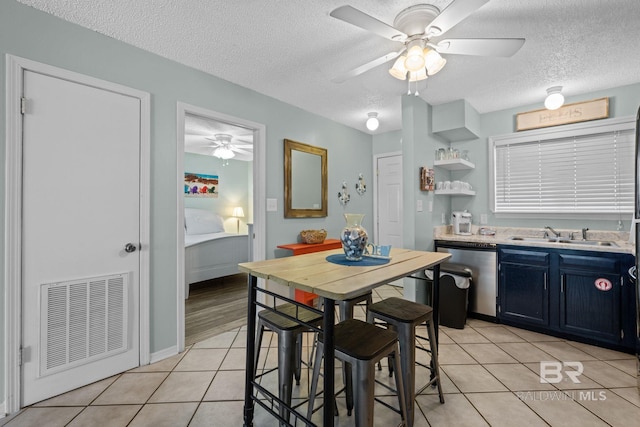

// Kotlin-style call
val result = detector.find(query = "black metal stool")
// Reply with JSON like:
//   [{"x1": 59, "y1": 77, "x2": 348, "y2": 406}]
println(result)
[
  {"x1": 307, "y1": 319, "x2": 408, "y2": 427},
  {"x1": 311, "y1": 292, "x2": 374, "y2": 415},
  {"x1": 367, "y1": 297, "x2": 444, "y2": 427},
  {"x1": 254, "y1": 303, "x2": 323, "y2": 424}
]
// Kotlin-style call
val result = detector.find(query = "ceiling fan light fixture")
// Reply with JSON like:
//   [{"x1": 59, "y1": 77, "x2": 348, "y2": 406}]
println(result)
[
  {"x1": 544, "y1": 86, "x2": 564, "y2": 110},
  {"x1": 389, "y1": 55, "x2": 408, "y2": 80},
  {"x1": 365, "y1": 112, "x2": 379, "y2": 131},
  {"x1": 212, "y1": 133, "x2": 235, "y2": 160},
  {"x1": 404, "y1": 41, "x2": 426, "y2": 72},
  {"x1": 423, "y1": 48, "x2": 446, "y2": 75},
  {"x1": 213, "y1": 146, "x2": 235, "y2": 160}
]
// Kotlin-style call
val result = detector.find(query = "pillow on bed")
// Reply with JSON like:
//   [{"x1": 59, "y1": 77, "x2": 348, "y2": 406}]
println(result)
[{"x1": 184, "y1": 208, "x2": 225, "y2": 235}]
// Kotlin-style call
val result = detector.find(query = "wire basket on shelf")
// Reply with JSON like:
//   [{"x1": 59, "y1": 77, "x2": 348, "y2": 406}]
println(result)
[{"x1": 300, "y1": 229, "x2": 327, "y2": 244}]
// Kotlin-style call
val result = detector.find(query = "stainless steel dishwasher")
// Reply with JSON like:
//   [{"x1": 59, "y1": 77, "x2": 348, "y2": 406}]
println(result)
[{"x1": 434, "y1": 240, "x2": 498, "y2": 320}]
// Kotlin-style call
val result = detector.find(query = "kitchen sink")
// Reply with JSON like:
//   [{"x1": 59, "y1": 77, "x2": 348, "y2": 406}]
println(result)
[{"x1": 507, "y1": 236, "x2": 618, "y2": 247}]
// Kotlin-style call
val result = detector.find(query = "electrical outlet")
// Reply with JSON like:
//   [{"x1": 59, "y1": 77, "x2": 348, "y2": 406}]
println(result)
[
  {"x1": 267, "y1": 198, "x2": 277, "y2": 212},
  {"x1": 428, "y1": 200, "x2": 433, "y2": 212},
  {"x1": 441, "y1": 212, "x2": 446, "y2": 224},
  {"x1": 417, "y1": 200, "x2": 423, "y2": 212},
  {"x1": 480, "y1": 213, "x2": 488, "y2": 225}
]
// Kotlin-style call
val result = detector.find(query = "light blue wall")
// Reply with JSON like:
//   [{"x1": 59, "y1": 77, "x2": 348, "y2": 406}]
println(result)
[
  {"x1": 0, "y1": 0, "x2": 374, "y2": 400},
  {"x1": 183, "y1": 154, "x2": 251, "y2": 234}
]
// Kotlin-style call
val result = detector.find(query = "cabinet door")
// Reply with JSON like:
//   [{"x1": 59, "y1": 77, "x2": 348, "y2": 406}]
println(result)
[
  {"x1": 558, "y1": 253, "x2": 623, "y2": 344},
  {"x1": 500, "y1": 263, "x2": 549, "y2": 326}
]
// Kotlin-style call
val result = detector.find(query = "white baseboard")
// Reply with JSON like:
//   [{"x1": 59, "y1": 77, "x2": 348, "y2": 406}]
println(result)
[
  {"x1": 149, "y1": 346, "x2": 179, "y2": 365},
  {"x1": 0, "y1": 400, "x2": 6, "y2": 418}
]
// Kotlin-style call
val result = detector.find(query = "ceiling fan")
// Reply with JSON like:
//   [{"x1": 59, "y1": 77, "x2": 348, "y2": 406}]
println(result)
[
  {"x1": 330, "y1": 0, "x2": 525, "y2": 83},
  {"x1": 204, "y1": 134, "x2": 253, "y2": 160}
]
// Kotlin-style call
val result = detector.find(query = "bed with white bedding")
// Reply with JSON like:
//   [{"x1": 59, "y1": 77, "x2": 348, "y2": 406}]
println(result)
[{"x1": 184, "y1": 208, "x2": 248, "y2": 298}]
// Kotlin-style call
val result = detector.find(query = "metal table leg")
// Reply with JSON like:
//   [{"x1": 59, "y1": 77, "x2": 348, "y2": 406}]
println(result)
[
  {"x1": 243, "y1": 274, "x2": 258, "y2": 427},
  {"x1": 323, "y1": 297, "x2": 335, "y2": 427},
  {"x1": 431, "y1": 264, "x2": 441, "y2": 347}
]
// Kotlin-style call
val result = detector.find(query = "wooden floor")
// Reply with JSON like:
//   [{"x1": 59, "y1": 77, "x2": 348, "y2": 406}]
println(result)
[{"x1": 184, "y1": 273, "x2": 248, "y2": 346}]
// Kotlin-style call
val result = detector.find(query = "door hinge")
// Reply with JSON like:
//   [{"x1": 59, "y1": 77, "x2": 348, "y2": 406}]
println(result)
[{"x1": 20, "y1": 97, "x2": 26, "y2": 114}]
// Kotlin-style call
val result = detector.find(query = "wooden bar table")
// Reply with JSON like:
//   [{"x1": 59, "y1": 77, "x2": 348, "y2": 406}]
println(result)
[{"x1": 239, "y1": 248, "x2": 450, "y2": 427}]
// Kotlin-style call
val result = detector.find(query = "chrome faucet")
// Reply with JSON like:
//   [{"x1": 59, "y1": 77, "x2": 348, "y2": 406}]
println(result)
[
  {"x1": 544, "y1": 226, "x2": 561, "y2": 239},
  {"x1": 582, "y1": 227, "x2": 589, "y2": 241}
]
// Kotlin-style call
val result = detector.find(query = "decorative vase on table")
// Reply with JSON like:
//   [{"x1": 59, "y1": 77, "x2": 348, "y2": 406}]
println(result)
[{"x1": 340, "y1": 213, "x2": 368, "y2": 261}]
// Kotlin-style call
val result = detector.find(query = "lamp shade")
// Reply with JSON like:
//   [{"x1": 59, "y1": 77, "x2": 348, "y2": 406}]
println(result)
[
  {"x1": 424, "y1": 48, "x2": 446, "y2": 75},
  {"x1": 544, "y1": 86, "x2": 564, "y2": 110},
  {"x1": 404, "y1": 43, "x2": 426, "y2": 72},
  {"x1": 213, "y1": 146, "x2": 235, "y2": 160},
  {"x1": 366, "y1": 112, "x2": 379, "y2": 131},
  {"x1": 389, "y1": 56, "x2": 408, "y2": 80},
  {"x1": 232, "y1": 207, "x2": 245, "y2": 218},
  {"x1": 408, "y1": 68, "x2": 428, "y2": 82}
]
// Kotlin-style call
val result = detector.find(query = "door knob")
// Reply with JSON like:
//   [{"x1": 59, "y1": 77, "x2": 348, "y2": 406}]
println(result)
[{"x1": 124, "y1": 243, "x2": 138, "y2": 253}]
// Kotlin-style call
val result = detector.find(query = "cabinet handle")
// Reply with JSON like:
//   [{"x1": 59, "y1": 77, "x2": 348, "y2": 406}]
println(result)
[
  {"x1": 560, "y1": 274, "x2": 565, "y2": 293},
  {"x1": 543, "y1": 272, "x2": 547, "y2": 290}
]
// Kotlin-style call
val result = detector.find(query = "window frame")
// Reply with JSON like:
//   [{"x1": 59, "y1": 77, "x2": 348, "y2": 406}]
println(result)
[{"x1": 488, "y1": 115, "x2": 636, "y2": 219}]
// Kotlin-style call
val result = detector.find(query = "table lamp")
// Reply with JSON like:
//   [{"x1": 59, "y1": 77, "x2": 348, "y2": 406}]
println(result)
[{"x1": 232, "y1": 207, "x2": 244, "y2": 234}]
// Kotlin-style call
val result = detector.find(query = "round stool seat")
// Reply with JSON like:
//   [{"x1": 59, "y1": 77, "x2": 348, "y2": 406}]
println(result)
[{"x1": 368, "y1": 296, "x2": 433, "y2": 324}]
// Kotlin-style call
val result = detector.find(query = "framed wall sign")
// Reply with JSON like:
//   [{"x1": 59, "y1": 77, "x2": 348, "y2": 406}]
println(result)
[{"x1": 516, "y1": 97, "x2": 609, "y2": 131}]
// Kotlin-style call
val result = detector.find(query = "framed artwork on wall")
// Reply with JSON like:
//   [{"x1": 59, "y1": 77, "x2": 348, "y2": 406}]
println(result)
[{"x1": 184, "y1": 172, "x2": 219, "y2": 198}]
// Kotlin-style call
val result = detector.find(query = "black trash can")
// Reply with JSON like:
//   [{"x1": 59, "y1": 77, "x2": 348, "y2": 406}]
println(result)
[{"x1": 421, "y1": 262, "x2": 473, "y2": 329}]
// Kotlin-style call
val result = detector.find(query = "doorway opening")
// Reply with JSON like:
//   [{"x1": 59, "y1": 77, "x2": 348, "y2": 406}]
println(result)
[{"x1": 176, "y1": 103, "x2": 265, "y2": 351}]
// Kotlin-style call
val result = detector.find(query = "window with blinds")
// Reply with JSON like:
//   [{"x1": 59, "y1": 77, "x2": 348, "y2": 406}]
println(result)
[{"x1": 490, "y1": 117, "x2": 635, "y2": 215}]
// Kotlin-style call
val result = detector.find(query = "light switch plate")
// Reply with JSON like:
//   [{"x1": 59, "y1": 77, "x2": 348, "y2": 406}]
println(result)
[
  {"x1": 267, "y1": 198, "x2": 277, "y2": 212},
  {"x1": 417, "y1": 200, "x2": 423, "y2": 212}
]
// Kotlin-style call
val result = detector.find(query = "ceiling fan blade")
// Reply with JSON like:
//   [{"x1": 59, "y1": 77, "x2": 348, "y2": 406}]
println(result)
[
  {"x1": 425, "y1": 0, "x2": 489, "y2": 36},
  {"x1": 330, "y1": 5, "x2": 406, "y2": 41},
  {"x1": 332, "y1": 50, "x2": 403, "y2": 83},
  {"x1": 231, "y1": 147, "x2": 253, "y2": 156},
  {"x1": 435, "y1": 38, "x2": 525, "y2": 57}
]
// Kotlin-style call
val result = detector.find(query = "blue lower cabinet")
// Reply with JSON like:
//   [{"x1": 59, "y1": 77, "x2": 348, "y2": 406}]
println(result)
[{"x1": 498, "y1": 246, "x2": 635, "y2": 352}]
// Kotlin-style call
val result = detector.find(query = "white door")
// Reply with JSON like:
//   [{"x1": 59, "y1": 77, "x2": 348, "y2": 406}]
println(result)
[
  {"x1": 376, "y1": 155, "x2": 403, "y2": 248},
  {"x1": 21, "y1": 70, "x2": 142, "y2": 405}
]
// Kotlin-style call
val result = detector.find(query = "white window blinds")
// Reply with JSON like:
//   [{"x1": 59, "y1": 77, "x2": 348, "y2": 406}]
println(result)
[{"x1": 491, "y1": 117, "x2": 635, "y2": 214}]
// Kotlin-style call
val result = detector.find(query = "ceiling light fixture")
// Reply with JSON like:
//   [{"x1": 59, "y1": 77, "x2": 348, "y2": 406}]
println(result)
[
  {"x1": 212, "y1": 134, "x2": 235, "y2": 160},
  {"x1": 390, "y1": 45, "x2": 446, "y2": 83},
  {"x1": 544, "y1": 86, "x2": 564, "y2": 110},
  {"x1": 365, "y1": 112, "x2": 379, "y2": 131}
]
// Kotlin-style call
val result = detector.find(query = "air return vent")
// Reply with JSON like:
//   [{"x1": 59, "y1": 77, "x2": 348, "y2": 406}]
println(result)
[{"x1": 40, "y1": 273, "x2": 128, "y2": 377}]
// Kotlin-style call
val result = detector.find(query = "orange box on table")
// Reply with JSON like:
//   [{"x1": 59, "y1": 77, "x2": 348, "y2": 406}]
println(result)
[{"x1": 276, "y1": 239, "x2": 342, "y2": 306}]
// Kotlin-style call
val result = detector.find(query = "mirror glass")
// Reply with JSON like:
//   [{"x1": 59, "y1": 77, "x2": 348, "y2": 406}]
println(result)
[{"x1": 284, "y1": 139, "x2": 327, "y2": 218}]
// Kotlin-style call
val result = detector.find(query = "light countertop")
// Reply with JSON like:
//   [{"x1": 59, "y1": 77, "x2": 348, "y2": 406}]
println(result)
[{"x1": 434, "y1": 225, "x2": 634, "y2": 255}]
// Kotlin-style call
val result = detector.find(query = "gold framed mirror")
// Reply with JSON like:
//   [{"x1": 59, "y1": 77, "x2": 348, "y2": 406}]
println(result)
[{"x1": 284, "y1": 139, "x2": 327, "y2": 218}]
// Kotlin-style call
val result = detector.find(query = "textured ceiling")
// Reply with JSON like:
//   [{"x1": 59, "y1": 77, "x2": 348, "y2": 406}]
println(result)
[{"x1": 17, "y1": 0, "x2": 640, "y2": 136}]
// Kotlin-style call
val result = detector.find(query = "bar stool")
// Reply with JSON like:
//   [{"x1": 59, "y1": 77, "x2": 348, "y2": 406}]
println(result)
[
  {"x1": 307, "y1": 319, "x2": 408, "y2": 427},
  {"x1": 254, "y1": 303, "x2": 323, "y2": 424},
  {"x1": 367, "y1": 297, "x2": 444, "y2": 427},
  {"x1": 311, "y1": 292, "x2": 374, "y2": 415}
]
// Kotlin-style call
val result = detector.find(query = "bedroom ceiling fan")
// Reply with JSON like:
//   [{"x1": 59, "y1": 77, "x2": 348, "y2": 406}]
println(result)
[
  {"x1": 205, "y1": 134, "x2": 253, "y2": 163},
  {"x1": 330, "y1": 0, "x2": 525, "y2": 83}
]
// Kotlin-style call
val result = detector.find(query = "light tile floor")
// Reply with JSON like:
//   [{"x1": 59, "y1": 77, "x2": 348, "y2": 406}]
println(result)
[{"x1": 3, "y1": 285, "x2": 640, "y2": 426}]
